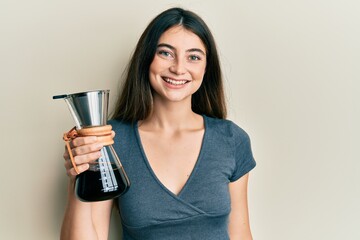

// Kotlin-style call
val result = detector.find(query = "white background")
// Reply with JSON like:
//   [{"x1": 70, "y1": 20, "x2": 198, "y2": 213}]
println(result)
[{"x1": 0, "y1": 0, "x2": 359, "y2": 239}]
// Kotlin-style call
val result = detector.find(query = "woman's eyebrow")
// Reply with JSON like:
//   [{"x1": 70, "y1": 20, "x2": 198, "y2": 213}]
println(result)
[
  {"x1": 157, "y1": 43, "x2": 206, "y2": 56},
  {"x1": 187, "y1": 48, "x2": 206, "y2": 56},
  {"x1": 157, "y1": 43, "x2": 175, "y2": 50}
]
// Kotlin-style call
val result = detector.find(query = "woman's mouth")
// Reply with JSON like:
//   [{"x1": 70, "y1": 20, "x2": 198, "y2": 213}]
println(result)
[{"x1": 162, "y1": 77, "x2": 189, "y2": 86}]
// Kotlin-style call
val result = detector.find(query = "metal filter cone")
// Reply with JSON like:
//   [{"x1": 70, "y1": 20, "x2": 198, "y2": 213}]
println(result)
[{"x1": 53, "y1": 90, "x2": 109, "y2": 129}]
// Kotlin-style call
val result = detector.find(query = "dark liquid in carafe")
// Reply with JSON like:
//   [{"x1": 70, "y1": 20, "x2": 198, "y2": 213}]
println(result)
[{"x1": 75, "y1": 166, "x2": 129, "y2": 202}]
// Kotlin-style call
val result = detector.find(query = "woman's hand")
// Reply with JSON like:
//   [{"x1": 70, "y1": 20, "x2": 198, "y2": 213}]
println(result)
[
  {"x1": 63, "y1": 136, "x2": 103, "y2": 176},
  {"x1": 63, "y1": 130, "x2": 115, "y2": 177}
]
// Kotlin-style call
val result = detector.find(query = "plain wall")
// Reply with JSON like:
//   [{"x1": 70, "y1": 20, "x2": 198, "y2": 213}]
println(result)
[{"x1": 1, "y1": 0, "x2": 359, "y2": 239}]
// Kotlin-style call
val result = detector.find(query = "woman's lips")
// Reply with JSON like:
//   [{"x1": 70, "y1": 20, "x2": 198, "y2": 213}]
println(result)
[{"x1": 162, "y1": 77, "x2": 190, "y2": 86}]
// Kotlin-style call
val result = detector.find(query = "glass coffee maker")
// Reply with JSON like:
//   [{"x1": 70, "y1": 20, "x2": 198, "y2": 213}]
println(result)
[{"x1": 53, "y1": 90, "x2": 130, "y2": 201}]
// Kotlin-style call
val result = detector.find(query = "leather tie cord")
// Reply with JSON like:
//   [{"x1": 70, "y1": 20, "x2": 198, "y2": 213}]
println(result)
[{"x1": 63, "y1": 125, "x2": 114, "y2": 174}]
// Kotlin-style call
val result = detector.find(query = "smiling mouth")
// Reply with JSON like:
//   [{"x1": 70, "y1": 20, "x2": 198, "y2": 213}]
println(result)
[{"x1": 162, "y1": 77, "x2": 190, "y2": 86}]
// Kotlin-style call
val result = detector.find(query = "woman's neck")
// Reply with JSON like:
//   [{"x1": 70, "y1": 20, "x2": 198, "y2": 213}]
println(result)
[{"x1": 139, "y1": 98, "x2": 203, "y2": 132}]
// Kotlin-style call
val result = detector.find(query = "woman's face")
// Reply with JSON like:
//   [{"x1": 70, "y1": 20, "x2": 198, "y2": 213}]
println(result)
[{"x1": 149, "y1": 26, "x2": 207, "y2": 103}]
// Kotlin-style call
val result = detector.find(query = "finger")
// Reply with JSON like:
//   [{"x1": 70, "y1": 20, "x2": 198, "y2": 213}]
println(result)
[
  {"x1": 111, "y1": 130, "x2": 115, "y2": 138},
  {"x1": 70, "y1": 136, "x2": 98, "y2": 148},
  {"x1": 67, "y1": 163, "x2": 90, "y2": 176},
  {"x1": 64, "y1": 159, "x2": 72, "y2": 170},
  {"x1": 71, "y1": 142, "x2": 103, "y2": 156},
  {"x1": 63, "y1": 149, "x2": 69, "y2": 160},
  {"x1": 64, "y1": 151, "x2": 100, "y2": 171},
  {"x1": 73, "y1": 151, "x2": 102, "y2": 165},
  {"x1": 63, "y1": 144, "x2": 72, "y2": 160}
]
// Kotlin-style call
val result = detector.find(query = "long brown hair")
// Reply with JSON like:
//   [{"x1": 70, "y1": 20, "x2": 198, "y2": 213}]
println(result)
[{"x1": 111, "y1": 8, "x2": 227, "y2": 122}]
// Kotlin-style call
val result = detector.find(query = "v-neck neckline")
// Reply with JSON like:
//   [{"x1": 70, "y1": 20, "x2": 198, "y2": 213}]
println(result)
[{"x1": 134, "y1": 115, "x2": 208, "y2": 198}]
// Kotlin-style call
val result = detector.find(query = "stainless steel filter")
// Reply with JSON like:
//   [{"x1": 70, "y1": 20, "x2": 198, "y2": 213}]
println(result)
[{"x1": 53, "y1": 90, "x2": 109, "y2": 128}]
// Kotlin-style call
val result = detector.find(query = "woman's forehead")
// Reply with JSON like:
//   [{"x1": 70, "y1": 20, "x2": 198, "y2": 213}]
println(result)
[{"x1": 158, "y1": 26, "x2": 206, "y2": 52}]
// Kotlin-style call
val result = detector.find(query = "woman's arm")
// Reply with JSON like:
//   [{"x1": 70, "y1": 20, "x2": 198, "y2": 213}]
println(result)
[
  {"x1": 61, "y1": 181, "x2": 114, "y2": 240},
  {"x1": 228, "y1": 173, "x2": 253, "y2": 240},
  {"x1": 60, "y1": 136, "x2": 114, "y2": 240}
]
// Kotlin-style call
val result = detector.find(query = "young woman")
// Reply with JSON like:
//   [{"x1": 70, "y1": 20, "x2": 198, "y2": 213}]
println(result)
[{"x1": 61, "y1": 7, "x2": 256, "y2": 240}]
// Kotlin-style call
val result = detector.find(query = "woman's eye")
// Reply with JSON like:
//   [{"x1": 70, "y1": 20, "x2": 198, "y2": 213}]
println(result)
[
  {"x1": 189, "y1": 55, "x2": 201, "y2": 61},
  {"x1": 158, "y1": 50, "x2": 172, "y2": 57}
]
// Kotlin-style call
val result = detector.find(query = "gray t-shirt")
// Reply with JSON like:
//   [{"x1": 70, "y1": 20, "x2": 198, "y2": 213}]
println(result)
[{"x1": 110, "y1": 115, "x2": 256, "y2": 240}]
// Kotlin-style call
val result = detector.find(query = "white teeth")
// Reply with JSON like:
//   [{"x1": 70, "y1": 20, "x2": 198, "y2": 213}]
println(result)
[{"x1": 164, "y1": 77, "x2": 187, "y2": 85}]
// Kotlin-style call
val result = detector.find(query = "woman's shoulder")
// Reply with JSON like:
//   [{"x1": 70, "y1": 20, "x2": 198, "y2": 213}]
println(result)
[
  {"x1": 108, "y1": 118, "x2": 134, "y2": 132},
  {"x1": 204, "y1": 115, "x2": 250, "y2": 142}
]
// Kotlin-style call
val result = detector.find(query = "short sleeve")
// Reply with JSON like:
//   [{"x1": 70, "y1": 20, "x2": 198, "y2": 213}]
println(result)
[{"x1": 229, "y1": 125, "x2": 256, "y2": 182}]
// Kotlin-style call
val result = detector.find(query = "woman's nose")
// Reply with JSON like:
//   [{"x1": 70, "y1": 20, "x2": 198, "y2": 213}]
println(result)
[{"x1": 169, "y1": 58, "x2": 186, "y2": 75}]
